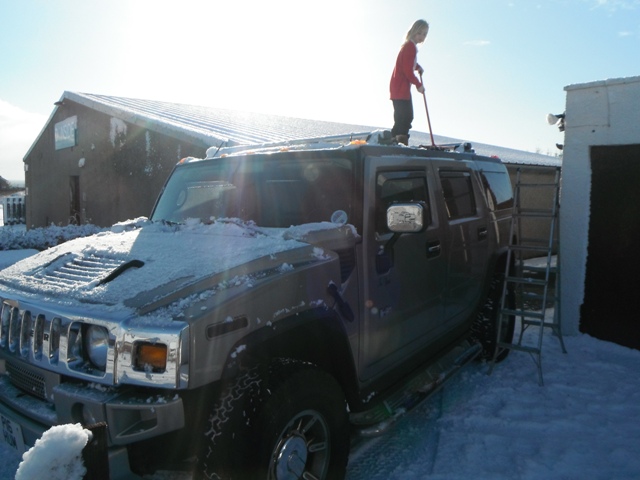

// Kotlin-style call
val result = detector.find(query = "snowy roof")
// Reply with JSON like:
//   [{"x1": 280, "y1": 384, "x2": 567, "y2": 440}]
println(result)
[
  {"x1": 34, "y1": 91, "x2": 561, "y2": 167},
  {"x1": 58, "y1": 91, "x2": 377, "y2": 149},
  {"x1": 564, "y1": 74, "x2": 640, "y2": 92}
]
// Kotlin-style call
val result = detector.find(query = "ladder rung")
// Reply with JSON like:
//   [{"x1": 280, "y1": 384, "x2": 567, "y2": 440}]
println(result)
[
  {"x1": 506, "y1": 276, "x2": 547, "y2": 286},
  {"x1": 518, "y1": 272, "x2": 555, "y2": 281},
  {"x1": 501, "y1": 308, "x2": 545, "y2": 319},
  {"x1": 521, "y1": 292, "x2": 557, "y2": 302},
  {"x1": 516, "y1": 182, "x2": 559, "y2": 188},
  {"x1": 509, "y1": 245, "x2": 553, "y2": 253},
  {"x1": 496, "y1": 342, "x2": 541, "y2": 355},
  {"x1": 515, "y1": 209, "x2": 557, "y2": 218},
  {"x1": 518, "y1": 237, "x2": 557, "y2": 245},
  {"x1": 514, "y1": 245, "x2": 549, "y2": 251},
  {"x1": 521, "y1": 265, "x2": 556, "y2": 274},
  {"x1": 522, "y1": 319, "x2": 561, "y2": 329}
]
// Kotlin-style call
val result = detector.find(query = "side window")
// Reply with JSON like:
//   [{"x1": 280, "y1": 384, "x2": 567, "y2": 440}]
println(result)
[
  {"x1": 376, "y1": 171, "x2": 430, "y2": 233},
  {"x1": 439, "y1": 170, "x2": 476, "y2": 219},
  {"x1": 480, "y1": 171, "x2": 514, "y2": 211}
]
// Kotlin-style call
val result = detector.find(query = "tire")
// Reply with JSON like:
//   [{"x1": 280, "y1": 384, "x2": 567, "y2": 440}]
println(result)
[
  {"x1": 471, "y1": 271, "x2": 515, "y2": 362},
  {"x1": 196, "y1": 359, "x2": 349, "y2": 480},
  {"x1": 196, "y1": 365, "x2": 265, "y2": 479}
]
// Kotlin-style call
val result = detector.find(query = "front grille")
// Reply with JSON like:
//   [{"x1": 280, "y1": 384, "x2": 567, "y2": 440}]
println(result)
[
  {"x1": 6, "y1": 360, "x2": 47, "y2": 400},
  {"x1": 0, "y1": 298, "x2": 186, "y2": 390},
  {"x1": 0, "y1": 300, "x2": 109, "y2": 383},
  {"x1": 1, "y1": 302, "x2": 60, "y2": 363}
]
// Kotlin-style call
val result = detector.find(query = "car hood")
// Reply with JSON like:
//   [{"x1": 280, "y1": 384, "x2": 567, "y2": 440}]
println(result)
[{"x1": 0, "y1": 220, "x2": 348, "y2": 314}]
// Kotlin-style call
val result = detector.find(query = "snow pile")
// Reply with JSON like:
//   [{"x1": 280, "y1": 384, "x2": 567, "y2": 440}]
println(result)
[
  {"x1": 0, "y1": 223, "x2": 106, "y2": 268},
  {"x1": 15, "y1": 424, "x2": 92, "y2": 480},
  {"x1": 0, "y1": 223, "x2": 104, "y2": 251}
]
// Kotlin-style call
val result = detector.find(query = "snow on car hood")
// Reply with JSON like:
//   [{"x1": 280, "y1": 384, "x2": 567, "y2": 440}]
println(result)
[{"x1": 0, "y1": 219, "x2": 343, "y2": 314}]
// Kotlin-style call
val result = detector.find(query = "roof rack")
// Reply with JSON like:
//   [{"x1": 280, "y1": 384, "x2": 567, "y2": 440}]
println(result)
[
  {"x1": 417, "y1": 142, "x2": 474, "y2": 153},
  {"x1": 206, "y1": 131, "x2": 373, "y2": 159},
  {"x1": 203, "y1": 130, "x2": 477, "y2": 160}
]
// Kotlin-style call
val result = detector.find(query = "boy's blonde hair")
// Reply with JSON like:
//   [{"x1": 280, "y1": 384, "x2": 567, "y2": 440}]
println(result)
[{"x1": 405, "y1": 19, "x2": 429, "y2": 43}]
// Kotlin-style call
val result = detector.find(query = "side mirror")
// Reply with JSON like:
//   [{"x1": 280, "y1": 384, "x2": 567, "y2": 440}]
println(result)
[
  {"x1": 377, "y1": 203, "x2": 428, "y2": 275},
  {"x1": 386, "y1": 203, "x2": 427, "y2": 233}
]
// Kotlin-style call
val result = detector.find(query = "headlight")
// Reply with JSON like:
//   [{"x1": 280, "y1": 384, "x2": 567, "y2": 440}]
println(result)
[{"x1": 86, "y1": 325, "x2": 109, "y2": 370}]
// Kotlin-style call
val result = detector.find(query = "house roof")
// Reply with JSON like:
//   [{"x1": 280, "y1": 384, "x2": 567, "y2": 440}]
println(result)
[
  {"x1": 55, "y1": 91, "x2": 381, "y2": 149},
  {"x1": 30, "y1": 91, "x2": 561, "y2": 166}
]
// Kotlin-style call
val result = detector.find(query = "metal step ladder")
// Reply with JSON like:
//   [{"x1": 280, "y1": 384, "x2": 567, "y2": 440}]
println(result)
[{"x1": 489, "y1": 166, "x2": 567, "y2": 385}]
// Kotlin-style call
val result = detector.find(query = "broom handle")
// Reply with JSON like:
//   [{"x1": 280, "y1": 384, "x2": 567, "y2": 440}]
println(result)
[{"x1": 420, "y1": 73, "x2": 436, "y2": 147}]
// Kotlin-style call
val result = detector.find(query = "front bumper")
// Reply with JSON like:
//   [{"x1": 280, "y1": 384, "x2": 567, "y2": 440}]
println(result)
[{"x1": 0, "y1": 360, "x2": 185, "y2": 477}]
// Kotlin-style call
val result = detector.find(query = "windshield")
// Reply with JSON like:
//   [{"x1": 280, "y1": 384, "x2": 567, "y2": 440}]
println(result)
[{"x1": 151, "y1": 155, "x2": 355, "y2": 228}]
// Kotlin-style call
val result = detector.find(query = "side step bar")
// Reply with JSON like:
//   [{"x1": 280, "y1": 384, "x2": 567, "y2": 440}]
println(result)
[{"x1": 350, "y1": 340, "x2": 481, "y2": 438}]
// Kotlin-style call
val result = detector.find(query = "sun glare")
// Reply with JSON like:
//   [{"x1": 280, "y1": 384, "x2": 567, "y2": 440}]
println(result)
[{"x1": 114, "y1": 1, "x2": 368, "y2": 122}]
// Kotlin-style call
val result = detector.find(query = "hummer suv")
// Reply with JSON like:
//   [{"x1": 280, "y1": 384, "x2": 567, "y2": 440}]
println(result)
[{"x1": 0, "y1": 135, "x2": 515, "y2": 479}]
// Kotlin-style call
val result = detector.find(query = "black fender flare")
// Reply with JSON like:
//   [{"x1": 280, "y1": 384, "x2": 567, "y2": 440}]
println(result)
[{"x1": 220, "y1": 306, "x2": 360, "y2": 407}]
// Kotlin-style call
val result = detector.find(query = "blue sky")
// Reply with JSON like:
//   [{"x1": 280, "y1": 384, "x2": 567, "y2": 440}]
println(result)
[{"x1": 0, "y1": 0, "x2": 638, "y2": 182}]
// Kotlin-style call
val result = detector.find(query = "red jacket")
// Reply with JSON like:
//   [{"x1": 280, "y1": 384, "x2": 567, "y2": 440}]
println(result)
[{"x1": 389, "y1": 41, "x2": 422, "y2": 100}]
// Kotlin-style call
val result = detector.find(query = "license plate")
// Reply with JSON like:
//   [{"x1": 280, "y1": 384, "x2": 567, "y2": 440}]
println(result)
[{"x1": 1, "y1": 413, "x2": 26, "y2": 453}]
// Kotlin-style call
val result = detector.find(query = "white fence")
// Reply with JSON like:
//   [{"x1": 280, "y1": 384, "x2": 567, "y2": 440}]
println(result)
[{"x1": 1, "y1": 194, "x2": 26, "y2": 226}]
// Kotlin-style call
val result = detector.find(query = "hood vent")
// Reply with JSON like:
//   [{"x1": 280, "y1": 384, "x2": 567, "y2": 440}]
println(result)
[
  {"x1": 98, "y1": 259, "x2": 145, "y2": 285},
  {"x1": 34, "y1": 254, "x2": 144, "y2": 289}
]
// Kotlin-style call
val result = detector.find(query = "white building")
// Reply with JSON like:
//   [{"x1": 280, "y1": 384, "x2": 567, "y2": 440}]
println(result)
[{"x1": 560, "y1": 75, "x2": 640, "y2": 349}]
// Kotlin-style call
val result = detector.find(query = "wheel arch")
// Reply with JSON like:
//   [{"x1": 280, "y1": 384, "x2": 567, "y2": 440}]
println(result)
[{"x1": 220, "y1": 306, "x2": 360, "y2": 407}]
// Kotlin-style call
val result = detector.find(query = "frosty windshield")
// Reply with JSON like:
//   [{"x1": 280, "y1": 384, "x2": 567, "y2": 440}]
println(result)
[{"x1": 151, "y1": 155, "x2": 355, "y2": 228}]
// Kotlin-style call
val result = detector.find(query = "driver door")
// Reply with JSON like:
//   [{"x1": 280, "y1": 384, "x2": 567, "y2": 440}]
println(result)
[{"x1": 360, "y1": 159, "x2": 447, "y2": 381}]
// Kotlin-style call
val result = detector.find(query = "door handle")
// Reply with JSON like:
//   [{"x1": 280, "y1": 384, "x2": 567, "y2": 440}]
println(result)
[
  {"x1": 426, "y1": 240, "x2": 441, "y2": 258},
  {"x1": 478, "y1": 227, "x2": 488, "y2": 240}
]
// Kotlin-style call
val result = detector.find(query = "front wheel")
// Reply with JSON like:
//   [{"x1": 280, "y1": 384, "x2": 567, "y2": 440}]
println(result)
[
  {"x1": 196, "y1": 359, "x2": 349, "y2": 480},
  {"x1": 256, "y1": 360, "x2": 350, "y2": 480}
]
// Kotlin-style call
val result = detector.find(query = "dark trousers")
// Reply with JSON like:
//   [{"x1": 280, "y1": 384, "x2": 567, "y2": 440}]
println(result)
[{"x1": 391, "y1": 99, "x2": 413, "y2": 137}]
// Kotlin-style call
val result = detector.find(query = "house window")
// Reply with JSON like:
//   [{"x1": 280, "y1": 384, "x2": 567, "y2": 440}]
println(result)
[{"x1": 55, "y1": 116, "x2": 77, "y2": 150}]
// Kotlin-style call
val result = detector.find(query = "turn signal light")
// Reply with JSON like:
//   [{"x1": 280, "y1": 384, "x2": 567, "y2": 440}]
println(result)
[{"x1": 135, "y1": 342, "x2": 167, "y2": 372}]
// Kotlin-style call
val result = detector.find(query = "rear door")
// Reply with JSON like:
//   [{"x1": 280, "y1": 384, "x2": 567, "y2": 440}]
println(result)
[
  {"x1": 360, "y1": 156, "x2": 447, "y2": 381},
  {"x1": 431, "y1": 159, "x2": 490, "y2": 322}
]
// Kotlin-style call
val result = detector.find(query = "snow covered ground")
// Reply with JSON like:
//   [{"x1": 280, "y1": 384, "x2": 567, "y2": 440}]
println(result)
[
  {"x1": 1, "y1": 313, "x2": 638, "y2": 479},
  {"x1": 346, "y1": 324, "x2": 640, "y2": 480}
]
